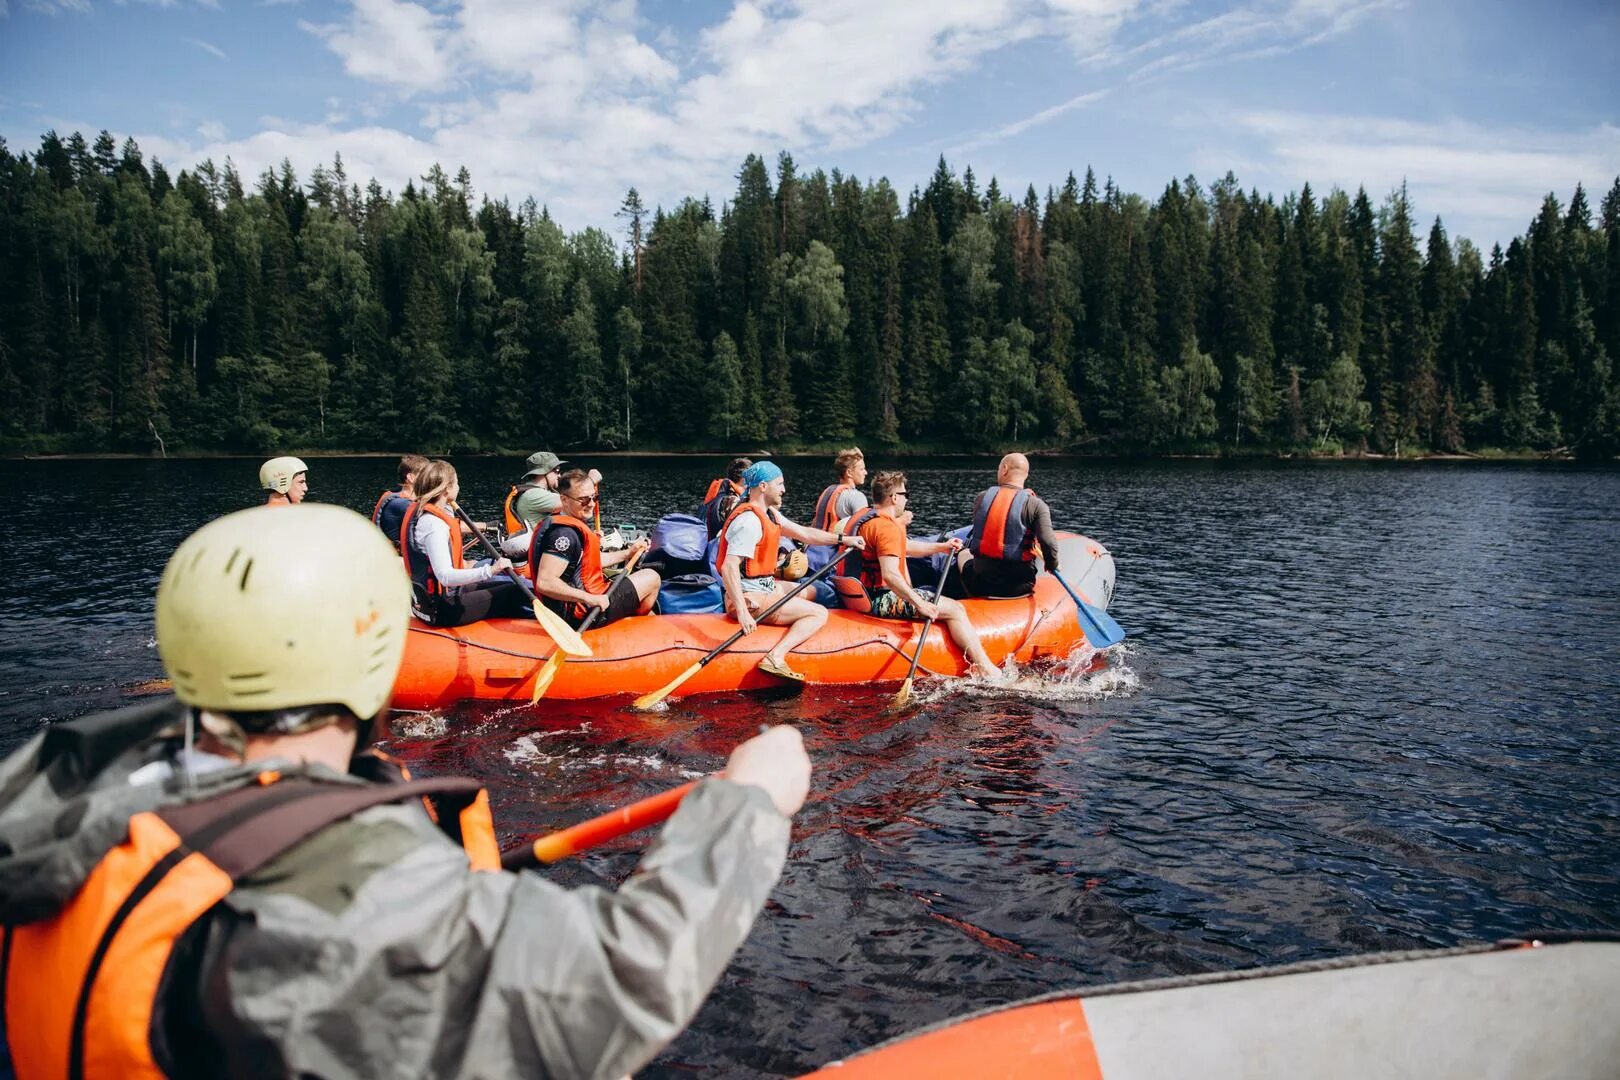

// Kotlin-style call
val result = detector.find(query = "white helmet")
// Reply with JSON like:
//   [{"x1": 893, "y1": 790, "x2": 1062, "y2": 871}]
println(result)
[
  {"x1": 156, "y1": 504, "x2": 410, "y2": 720},
  {"x1": 259, "y1": 456, "x2": 309, "y2": 494}
]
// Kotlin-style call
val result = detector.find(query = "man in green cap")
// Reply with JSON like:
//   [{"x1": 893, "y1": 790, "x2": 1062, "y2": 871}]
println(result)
[{"x1": 503, "y1": 451, "x2": 567, "y2": 535}]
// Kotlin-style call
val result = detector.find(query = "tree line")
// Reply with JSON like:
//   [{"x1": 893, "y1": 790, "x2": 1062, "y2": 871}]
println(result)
[{"x1": 2, "y1": 130, "x2": 1617, "y2": 458}]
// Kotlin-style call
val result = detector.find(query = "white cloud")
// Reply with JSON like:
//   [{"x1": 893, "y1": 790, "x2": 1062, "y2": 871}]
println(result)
[
  {"x1": 300, "y1": 0, "x2": 456, "y2": 93},
  {"x1": 20, "y1": 0, "x2": 91, "y2": 13},
  {"x1": 1213, "y1": 110, "x2": 1620, "y2": 245},
  {"x1": 183, "y1": 36, "x2": 227, "y2": 60},
  {"x1": 105, "y1": 0, "x2": 1599, "y2": 252},
  {"x1": 196, "y1": 120, "x2": 225, "y2": 141}
]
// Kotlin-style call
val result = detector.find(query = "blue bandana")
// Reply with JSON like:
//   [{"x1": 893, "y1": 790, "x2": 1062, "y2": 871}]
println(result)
[{"x1": 742, "y1": 461, "x2": 783, "y2": 491}]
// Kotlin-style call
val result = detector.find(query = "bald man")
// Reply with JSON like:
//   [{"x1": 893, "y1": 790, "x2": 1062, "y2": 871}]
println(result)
[{"x1": 958, "y1": 453, "x2": 1063, "y2": 599}]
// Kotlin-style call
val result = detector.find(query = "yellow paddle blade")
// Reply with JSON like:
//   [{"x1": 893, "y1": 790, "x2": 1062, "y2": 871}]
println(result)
[
  {"x1": 892, "y1": 677, "x2": 914, "y2": 708},
  {"x1": 529, "y1": 651, "x2": 566, "y2": 704},
  {"x1": 633, "y1": 661, "x2": 702, "y2": 711},
  {"x1": 531, "y1": 599, "x2": 590, "y2": 657}
]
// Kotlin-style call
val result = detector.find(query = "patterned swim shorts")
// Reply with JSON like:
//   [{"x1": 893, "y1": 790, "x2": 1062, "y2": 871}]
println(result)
[{"x1": 871, "y1": 587, "x2": 937, "y2": 620}]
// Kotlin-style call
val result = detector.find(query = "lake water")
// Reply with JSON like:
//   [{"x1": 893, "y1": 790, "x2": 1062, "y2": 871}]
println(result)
[{"x1": 4, "y1": 455, "x2": 1619, "y2": 1075}]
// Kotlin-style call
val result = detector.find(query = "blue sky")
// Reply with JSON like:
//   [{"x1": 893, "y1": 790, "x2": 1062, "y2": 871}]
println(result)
[{"x1": 2, "y1": 0, "x2": 1616, "y2": 249}]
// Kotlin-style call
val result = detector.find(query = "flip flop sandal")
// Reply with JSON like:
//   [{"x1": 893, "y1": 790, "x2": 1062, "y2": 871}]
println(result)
[{"x1": 757, "y1": 656, "x2": 806, "y2": 682}]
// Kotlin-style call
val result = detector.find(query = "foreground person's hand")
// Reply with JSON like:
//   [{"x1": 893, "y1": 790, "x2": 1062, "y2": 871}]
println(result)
[{"x1": 725, "y1": 726, "x2": 810, "y2": 817}]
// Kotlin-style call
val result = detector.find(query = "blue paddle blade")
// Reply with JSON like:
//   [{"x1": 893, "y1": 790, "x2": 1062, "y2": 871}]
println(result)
[{"x1": 1053, "y1": 571, "x2": 1127, "y2": 649}]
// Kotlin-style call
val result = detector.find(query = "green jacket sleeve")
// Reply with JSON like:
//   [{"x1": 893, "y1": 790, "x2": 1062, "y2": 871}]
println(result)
[{"x1": 200, "y1": 778, "x2": 791, "y2": 1079}]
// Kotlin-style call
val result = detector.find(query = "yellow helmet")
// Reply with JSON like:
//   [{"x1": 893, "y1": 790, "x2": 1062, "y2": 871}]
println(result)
[
  {"x1": 156, "y1": 504, "x2": 410, "y2": 719},
  {"x1": 259, "y1": 455, "x2": 309, "y2": 493}
]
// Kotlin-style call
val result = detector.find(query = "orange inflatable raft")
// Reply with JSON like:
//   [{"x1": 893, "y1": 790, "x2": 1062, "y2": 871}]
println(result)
[
  {"x1": 390, "y1": 533, "x2": 1116, "y2": 710},
  {"x1": 804, "y1": 938, "x2": 1619, "y2": 1079}
]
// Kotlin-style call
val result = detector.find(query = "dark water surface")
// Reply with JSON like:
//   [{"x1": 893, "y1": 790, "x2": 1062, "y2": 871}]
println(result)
[{"x1": 5, "y1": 456, "x2": 1620, "y2": 1075}]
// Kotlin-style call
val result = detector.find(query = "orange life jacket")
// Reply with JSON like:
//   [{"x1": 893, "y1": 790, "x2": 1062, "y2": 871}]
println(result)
[
  {"x1": 715, "y1": 503, "x2": 781, "y2": 579},
  {"x1": 401, "y1": 502, "x2": 465, "y2": 618},
  {"x1": 702, "y1": 478, "x2": 744, "y2": 538},
  {"x1": 969, "y1": 485, "x2": 1037, "y2": 562},
  {"x1": 503, "y1": 483, "x2": 544, "y2": 536},
  {"x1": 530, "y1": 515, "x2": 607, "y2": 620},
  {"x1": 841, "y1": 508, "x2": 901, "y2": 594},
  {"x1": 812, "y1": 483, "x2": 854, "y2": 533},
  {"x1": 1, "y1": 772, "x2": 497, "y2": 1080}
]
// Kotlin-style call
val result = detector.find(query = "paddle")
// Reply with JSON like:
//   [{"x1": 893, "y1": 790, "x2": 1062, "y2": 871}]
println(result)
[
  {"x1": 529, "y1": 547, "x2": 644, "y2": 703},
  {"x1": 501, "y1": 778, "x2": 700, "y2": 868},
  {"x1": 632, "y1": 554, "x2": 846, "y2": 710},
  {"x1": 1051, "y1": 569, "x2": 1126, "y2": 649},
  {"x1": 893, "y1": 549, "x2": 958, "y2": 707},
  {"x1": 451, "y1": 503, "x2": 590, "y2": 658}
]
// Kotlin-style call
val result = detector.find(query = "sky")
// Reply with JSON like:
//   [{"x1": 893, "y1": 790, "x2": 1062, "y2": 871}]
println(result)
[{"x1": 1, "y1": 0, "x2": 1616, "y2": 250}]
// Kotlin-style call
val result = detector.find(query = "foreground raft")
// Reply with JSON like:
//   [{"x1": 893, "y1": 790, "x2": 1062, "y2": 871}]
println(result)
[
  {"x1": 804, "y1": 938, "x2": 1619, "y2": 1079},
  {"x1": 391, "y1": 533, "x2": 1116, "y2": 710}
]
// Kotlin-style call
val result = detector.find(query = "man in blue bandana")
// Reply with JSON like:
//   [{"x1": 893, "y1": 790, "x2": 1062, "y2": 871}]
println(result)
[{"x1": 714, "y1": 461, "x2": 864, "y2": 681}]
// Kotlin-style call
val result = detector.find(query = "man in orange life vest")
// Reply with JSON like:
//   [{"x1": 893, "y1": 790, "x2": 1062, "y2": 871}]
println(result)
[
  {"x1": 532, "y1": 469, "x2": 660, "y2": 628},
  {"x1": 259, "y1": 455, "x2": 308, "y2": 506},
  {"x1": 718, "y1": 461, "x2": 864, "y2": 681},
  {"x1": 371, "y1": 452, "x2": 428, "y2": 549},
  {"x1": 958, "y1": 452, "x2": 1062, "y2": 600},
  {"x1": 805, "y1": 447, "x2": 870, "y2": 574},
  {"x1": 846, "y1": 470, "x2": 1000, "y2": 678},
  {"x1": 0, "y1": 504, "x2": 809, "y2": 1077},
  {"x1": 702, "y1": 456, "x2": 752, "y2": 539}
]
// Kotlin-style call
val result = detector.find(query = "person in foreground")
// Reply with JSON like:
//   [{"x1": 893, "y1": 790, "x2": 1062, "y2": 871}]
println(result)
[
  {"x1": 533, "y1": 469, "x2": 659, "y2": 628},
  {"x1": 959, "y1": 452, "x2": 1062, "y2": 599},
  {"x1": 259, "y1": 455, "x2": 308, "y2": 506},
  {"x1": 0, "y1": 503, "x2": 810, "y2": 1078},
  {"x1": 717, "y1": 460, "x2": 864, "y2": 682},
  {"x1": 401, "y1": 459, "x2": 530, "y2": 626},
  {"x1": 848, "y1": 470, "x2": 1000, "y2": 679}
]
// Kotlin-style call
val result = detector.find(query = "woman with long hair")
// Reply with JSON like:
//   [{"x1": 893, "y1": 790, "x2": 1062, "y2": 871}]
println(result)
[{"x1": 401, "y1": 460, "x2": 531, "y2": 626}]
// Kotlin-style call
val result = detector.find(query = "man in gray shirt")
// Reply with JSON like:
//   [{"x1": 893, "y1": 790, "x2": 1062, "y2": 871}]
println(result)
[{"x1": 959, "y1": 452, "x2": 1062, "y2": 598}]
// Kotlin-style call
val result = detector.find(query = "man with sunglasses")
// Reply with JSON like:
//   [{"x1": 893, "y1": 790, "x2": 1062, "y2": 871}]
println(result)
[
  {"x1": 846, "y1": 470, "x2": 999, "y2": 679},
  {"x1": 531, "y1": 469, "x2": 659, "y2": 628}
]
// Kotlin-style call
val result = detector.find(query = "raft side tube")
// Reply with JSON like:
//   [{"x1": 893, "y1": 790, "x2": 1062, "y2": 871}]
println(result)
[{"x1": 804, "y1": 940, "x2": 1620, "y2": 1079}]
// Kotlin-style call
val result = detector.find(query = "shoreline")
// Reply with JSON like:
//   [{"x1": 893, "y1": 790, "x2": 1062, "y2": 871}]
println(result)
[{"x1": 11, "y1": 446, "x2": 1585, "y2": 464}]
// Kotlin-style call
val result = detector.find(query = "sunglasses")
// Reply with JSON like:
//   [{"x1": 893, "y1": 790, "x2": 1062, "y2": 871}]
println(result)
[
  {"x1": 565, "y1": 494, "x2": 598, "y2": 507},
  {"x1": 895, "y1": 490, "x2": 909, "y2": 497}
]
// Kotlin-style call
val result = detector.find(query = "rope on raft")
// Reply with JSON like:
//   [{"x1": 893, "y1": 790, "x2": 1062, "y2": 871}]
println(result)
[{"x1": 407, "y1": 624, "x2": 934, "y2": 668}]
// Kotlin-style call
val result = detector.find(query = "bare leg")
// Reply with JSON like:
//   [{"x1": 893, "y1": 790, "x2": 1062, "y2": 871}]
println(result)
[
  {"x1": 753, "y1": 593, "x2": 828, "y2": 668},
  {"x1": 938, "y1": 596, "x2": 997, "y2": 677},
  {"x1": 631, "y1": 568, "x2": 661, "y2": 614}
]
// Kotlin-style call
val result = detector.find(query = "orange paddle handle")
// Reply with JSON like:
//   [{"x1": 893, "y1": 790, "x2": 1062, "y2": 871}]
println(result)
[{"x1": 504, "y1": 779, "x2": 702, "y2": 868}]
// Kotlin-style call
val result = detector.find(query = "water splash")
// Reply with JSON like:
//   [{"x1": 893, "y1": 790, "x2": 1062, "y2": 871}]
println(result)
[
  {"x1": 911, "y1": 641, "x2": 1140, "y2": 706},
  {"x1": 393, "y1": 712, "x2": 448, "y2": 739}
]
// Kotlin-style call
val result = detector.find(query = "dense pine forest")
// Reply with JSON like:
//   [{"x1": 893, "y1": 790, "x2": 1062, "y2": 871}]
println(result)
[{"x1": 2, "y1": 130, "x2": 1617, "y2": 458}]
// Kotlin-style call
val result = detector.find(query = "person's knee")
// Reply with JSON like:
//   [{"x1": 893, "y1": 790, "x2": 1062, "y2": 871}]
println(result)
[{"x1": 634, "y1": 569, "x2": 660, "y2": 601}]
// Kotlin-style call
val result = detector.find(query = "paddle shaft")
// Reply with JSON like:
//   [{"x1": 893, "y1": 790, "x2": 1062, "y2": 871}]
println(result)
[
  {"x1": 897, "y1": 548, "x2": 957, "y2": 691},
  {"x1": 578, "y1": 546, "x2": 644, "y2": 633},
  {"x1": 530, "y1": 548, "x2": 646, "y2": 702},
  {"x1": 502, "y1": 778, "x2": 701, "y2": 868},
  {"x1": 699, "y1": 553, "x2": 846, "y2": 670},
  {"x1": 633, "y1": 553, "x2": 847, "y2": 708},
  {"x1": 452, "y1": 502, "x2": 543, "y2": 605}
]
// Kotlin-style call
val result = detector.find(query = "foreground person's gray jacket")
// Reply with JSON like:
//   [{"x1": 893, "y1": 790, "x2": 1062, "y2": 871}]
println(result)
[{"x1": 0, "y1": 698, "x2": 791, "y2": 1078}]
